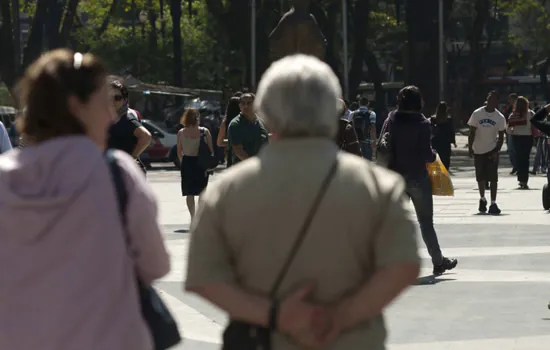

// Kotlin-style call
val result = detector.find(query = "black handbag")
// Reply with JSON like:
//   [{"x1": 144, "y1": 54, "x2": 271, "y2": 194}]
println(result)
[
  {"x1": 197, "y1": 128, "x2": 218, "y2": 170},
  {"x1": 106, "y1": 150, "x2": 182, "y2": 350},
  {"x1": 222, "y1": 158, "x2": 339, "y2": 350}
]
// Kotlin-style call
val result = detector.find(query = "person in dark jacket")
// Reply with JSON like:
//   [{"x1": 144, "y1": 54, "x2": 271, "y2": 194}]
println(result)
[
  {"x1": 390, "y1": 86, "x2": 457, "y2": 276},
  {"x1": 430, "y1": 101, "x2": 456, "y2": 171},
  {"x1": 530, "y1": 103, "x2": 550, "y2": 184}
]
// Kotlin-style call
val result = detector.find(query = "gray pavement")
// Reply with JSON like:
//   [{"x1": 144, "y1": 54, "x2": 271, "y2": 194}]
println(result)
[{"x1": 148, "y1": 164, "x2": 550, "y2": 349}]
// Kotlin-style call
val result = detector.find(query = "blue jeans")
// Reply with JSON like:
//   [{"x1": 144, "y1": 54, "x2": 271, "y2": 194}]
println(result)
[
  {"x1": 404, "y1": 174, "x2": 444, "y2": 266},
  {"x1": 360, "y1": 141, "x2": 373, "y2": 161}
]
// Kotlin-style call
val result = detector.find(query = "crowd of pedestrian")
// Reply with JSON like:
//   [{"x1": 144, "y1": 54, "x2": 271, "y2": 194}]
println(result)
[{"x1": 3, "y1": 45, "x2": 550, "y2": 350}]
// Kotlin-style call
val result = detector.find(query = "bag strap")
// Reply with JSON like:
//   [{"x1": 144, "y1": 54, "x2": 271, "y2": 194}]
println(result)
[
  {"x1": 105, "y1": 149, "x2": 128, "y2": 227},
  {"x1": 269, "y1": 157, "x2": 339, "y2": 297}
]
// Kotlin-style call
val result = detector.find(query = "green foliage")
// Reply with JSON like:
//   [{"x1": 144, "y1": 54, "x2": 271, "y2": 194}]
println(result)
[
  {"x1": 0, "y1": 85, "x2": 14, "y2": 106},
  {"x1": 70, "y1": 0, "x2": 220, "y2": 88},
  {"x1": 502, "y1": 0, "x2": 550, "y2": 57}
]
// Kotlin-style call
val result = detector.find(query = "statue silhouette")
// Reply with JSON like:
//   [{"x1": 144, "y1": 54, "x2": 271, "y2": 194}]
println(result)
[{"x1": 269, "y1": 0, "x2": 327, "y2": 61}]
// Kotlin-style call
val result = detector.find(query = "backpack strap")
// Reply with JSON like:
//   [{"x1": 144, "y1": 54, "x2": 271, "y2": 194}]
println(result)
[{"x1": 105, "y1": 149, "x2": 128, "y2": 226}]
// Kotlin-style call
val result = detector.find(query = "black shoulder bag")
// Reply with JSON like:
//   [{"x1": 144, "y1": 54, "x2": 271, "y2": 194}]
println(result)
[
  {"x1": 197, "y1": 128, "x2": 218, "y2": 171},
  {"x1": 105, "y1": 150, "x2": 182, "y2": 350},
  {"x1": 222, "y1": 158, "x2": 339, "y2": 350}
]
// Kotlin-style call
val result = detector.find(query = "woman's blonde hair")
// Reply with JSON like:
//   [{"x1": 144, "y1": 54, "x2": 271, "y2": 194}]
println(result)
[{"x1": 513, "y1": 96, "x2": 529, "y2": 117}]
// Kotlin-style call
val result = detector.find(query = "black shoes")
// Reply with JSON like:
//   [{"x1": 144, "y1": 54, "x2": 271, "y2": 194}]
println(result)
[
  {"x1": 479, "y1": 198, "x2": 487, "y2": 213},
  {"x1": 433, "y1": 257, "x2": 458, "y2": 276},
  {"x1": 488, "y1": 203, "x2": 501, "y2": 215},
  {"x1": 479, "y1": 199, "x2": 501, "y2": 215}
]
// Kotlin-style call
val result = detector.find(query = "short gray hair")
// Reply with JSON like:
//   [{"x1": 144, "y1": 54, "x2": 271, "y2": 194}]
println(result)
[{"x1": 255, "y1": 54, "x2": 342, "y2": 138}]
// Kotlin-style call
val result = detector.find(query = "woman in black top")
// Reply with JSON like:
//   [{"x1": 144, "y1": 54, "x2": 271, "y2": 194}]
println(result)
[{"x1": 430, "y1": 101, "x2": 456, "y2": 171}]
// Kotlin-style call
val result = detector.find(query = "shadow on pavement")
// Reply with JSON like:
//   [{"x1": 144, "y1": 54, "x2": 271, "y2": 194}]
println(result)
[
  {"x1": 415, "y1": 275, "x2": 456, "y2": 285},
  {"x1": 472, "y1": 213, "x2": 510, "y2": 216}
]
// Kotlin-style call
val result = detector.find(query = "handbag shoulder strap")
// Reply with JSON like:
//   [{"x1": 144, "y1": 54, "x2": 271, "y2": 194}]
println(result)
[
  {"x1": 269, "y1": 157, "x2": 339, "y2": 297},
  {"x1": 105, "y1": 149, "x2": 128, "y2": 227}
]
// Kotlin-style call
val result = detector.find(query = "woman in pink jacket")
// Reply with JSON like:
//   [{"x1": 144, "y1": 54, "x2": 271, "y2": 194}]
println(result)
[{"x1": 0, "y1": 49, "x2": 170, "y2": 350}]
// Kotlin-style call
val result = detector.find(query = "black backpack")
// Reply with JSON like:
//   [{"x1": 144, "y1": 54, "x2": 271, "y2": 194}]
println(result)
[{"x1": 352, "y1": 109, "x2": 371, "y2": 141}]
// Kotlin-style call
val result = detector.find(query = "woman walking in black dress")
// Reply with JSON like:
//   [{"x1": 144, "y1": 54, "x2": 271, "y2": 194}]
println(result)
[
  {"x1": 177, "y1": 108, "x2": 214, "y2": 218},
  {"x1": 431, "y1": 101, "x2": 456, "y2": 171}
]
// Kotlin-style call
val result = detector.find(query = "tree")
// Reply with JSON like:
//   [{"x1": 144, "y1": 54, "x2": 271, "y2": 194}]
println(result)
[
  {"x1": 170, "y1": 0, "x2": 183, "y2": 86},
  {"x1": 0, "y1": 0, "x2": 80, "y2": 97},
  {"x1": 405, "y1": 0, "x2": 440, "y2": 113},
  {"x1": 503, "y1": 0, "x2": 550, "y2": 99}
]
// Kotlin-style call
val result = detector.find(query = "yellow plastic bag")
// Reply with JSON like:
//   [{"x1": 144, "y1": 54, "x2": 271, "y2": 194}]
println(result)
[{"x1": 426, "y1": 155, "x2": 454, "y2": 196}]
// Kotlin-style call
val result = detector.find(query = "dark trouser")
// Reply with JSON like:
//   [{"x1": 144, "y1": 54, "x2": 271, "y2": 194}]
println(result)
[
  {"x1": 434, "y1": 144, "x2": 451, "y2": 171},
  {"x1": 507, "y1": 134, "x2": 516, "y2": 170},
  {"x1": 533, "y1": 136, "x2": 548, "y2": 171},
  {"x1": 512, "y1": 135, "x2": 533, "y2": 183},
  {"x1": 404, "y1": 173, "x2": 444, "y2": 266},
  {"x1": 360, "y1": 140, "x2": 373, "y2": 160}
]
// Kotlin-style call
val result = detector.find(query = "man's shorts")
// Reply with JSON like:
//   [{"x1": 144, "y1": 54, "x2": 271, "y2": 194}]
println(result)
[{"x1": 474, "y1": 152, "x2": 499, "y2": 183}]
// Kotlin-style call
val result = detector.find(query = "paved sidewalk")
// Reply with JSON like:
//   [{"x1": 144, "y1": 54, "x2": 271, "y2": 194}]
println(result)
[{"x1": 148, "y1": 170, "x2": 550, "y2": 350}]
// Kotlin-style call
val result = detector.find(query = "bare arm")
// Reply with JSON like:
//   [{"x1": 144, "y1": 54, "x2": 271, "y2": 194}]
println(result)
[
  {"x1": 217, "y1": 120, "x2": 227, "y2": 147},
  {"x1": 468, "y1": 126, "x2": 476, "y2": 154},
  {"x1": 177, "y1": 131, "x2": 183, "y2": 160},
  {"x1": 331, "y1": 262, "x2": 419, "y2": 332},
  {"x1": 320, "y1": 177, "x2": 419, "y2": 341},
  {"x1": 496, "y1": 130, "x2": 504, "y2": 152},
  {"x1": 188, "y1": 283, "x2": 271, "y2": 327},
  {"x1": 132, "y1": 126, "x2": 152, "y2": 158},
  {"x1": 232, "y1": 144, "x2": 249, "y2": 161}
]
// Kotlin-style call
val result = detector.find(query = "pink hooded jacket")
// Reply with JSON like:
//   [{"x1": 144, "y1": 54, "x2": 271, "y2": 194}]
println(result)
[{"x1": 0, "y1": 136, "x2": 170, "y2": 350}]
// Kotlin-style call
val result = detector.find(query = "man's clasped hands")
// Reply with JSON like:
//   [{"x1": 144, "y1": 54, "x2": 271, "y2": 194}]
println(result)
[{"x1": 276, "y1": 283, "x2": 358, "y2": 348}]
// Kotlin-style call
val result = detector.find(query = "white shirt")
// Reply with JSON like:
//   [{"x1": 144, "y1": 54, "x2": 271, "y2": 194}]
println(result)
[
  {"x1": 0, "y1": 122, "x2": 12, "y2": 154},
  {"x1": 507, "y1": 109, "x2": 534, "y2": 136},
  {"x1": 467, "y1": 107, "x2": 506, "y2": 154}
]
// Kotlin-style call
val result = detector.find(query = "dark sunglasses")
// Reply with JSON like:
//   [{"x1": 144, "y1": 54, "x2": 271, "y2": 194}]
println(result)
[{"x1": 113, "y1": 95, "x2": 124, "y2": 101}]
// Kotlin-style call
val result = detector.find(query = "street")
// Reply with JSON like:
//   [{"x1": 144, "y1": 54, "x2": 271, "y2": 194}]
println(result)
[{"x1": 148, "y1": 162, "x2": 550, "y2": 350}]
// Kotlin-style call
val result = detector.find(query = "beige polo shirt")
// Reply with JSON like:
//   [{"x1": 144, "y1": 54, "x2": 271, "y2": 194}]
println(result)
[{"x1": 186, "y1": 138, "x2": 419, "y2": 350}]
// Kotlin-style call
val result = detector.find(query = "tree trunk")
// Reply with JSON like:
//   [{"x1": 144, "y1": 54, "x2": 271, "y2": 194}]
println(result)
[
  {"x1": 22, "y1": 0, "x2": 49, "y2": 70},
  {"x1": 310, "y1": 2, "x2": 340, "y2": 81},
  {"x1": 170, "y1": 0, "x2": 183, "y2": 87},
  {"x1": 405, "y1": 0, "x2": 439, "y2": 113},
  {"x1": 188, "y1": 0, "x2": 193, "y2": 17},
  {"x1": 160, "y1": 0, "x2": 166, "y2": 42},
  {"x1": 348, "y1": 0, "x2": 370, "y2": 99},
  {"x1": 540, "y1": 59, "x2": 550, "y2": 101},
  {"x1": 58, "y1": 0, "x2": 80, "y2": 47},
  {"x1": 466, "y1": 0, "x2": 490, "y2": 112},
  {"x1": 96, "y1": 0, "x2": 119, "y2": 38},
  {"x1": 0, "y1": 0, "x2": 17, "y2": 93},
  {"x1": 364, "y1": 49, "x2": 385, "y2": 116},
  {"x1": 147, "y1": 0, "x2": 158, "y2": 52}
]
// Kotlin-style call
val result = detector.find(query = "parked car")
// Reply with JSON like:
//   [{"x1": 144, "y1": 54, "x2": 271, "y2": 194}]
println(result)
[{"x1": 139, "y1": 119, "x2": 180, "y2": 168}]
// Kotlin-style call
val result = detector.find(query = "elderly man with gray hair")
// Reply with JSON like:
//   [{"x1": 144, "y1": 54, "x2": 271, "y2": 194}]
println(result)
[{"x1": 185, "y1": 54, "x2": 420, "y2": 349}]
